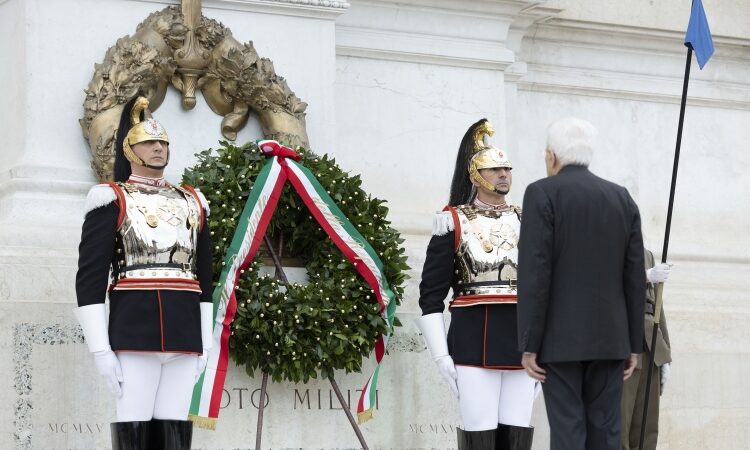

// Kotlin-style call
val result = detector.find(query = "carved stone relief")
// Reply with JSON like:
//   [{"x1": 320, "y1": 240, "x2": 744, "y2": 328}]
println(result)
[{"x1": 80, "y1": 0, "x2": 310, "y2": 181}]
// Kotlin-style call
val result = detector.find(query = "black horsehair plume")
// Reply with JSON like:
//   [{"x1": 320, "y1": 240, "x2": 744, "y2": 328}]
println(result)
[
  {"x1": 113, "y1": 95, "x2": 144, "y2": 182},
  {"x1": 448, "y1": 118, "x2": 487, "y2": 206}
]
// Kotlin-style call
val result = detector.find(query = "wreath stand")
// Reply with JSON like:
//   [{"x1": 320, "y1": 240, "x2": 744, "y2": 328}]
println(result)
[{"x1": 254, "y1": 234, "x2": 370, "y2": 450}]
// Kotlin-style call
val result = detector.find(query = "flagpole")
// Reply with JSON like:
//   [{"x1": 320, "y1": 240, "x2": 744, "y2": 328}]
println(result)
[{"x1": 637, "y1": 46, "x2": 693, "y2": 450}]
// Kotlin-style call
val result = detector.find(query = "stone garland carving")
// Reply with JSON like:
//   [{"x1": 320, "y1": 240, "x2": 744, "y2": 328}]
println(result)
[
  {"x1": 80, "y1": 3, "x2": 310, "y2": 181},
  {"x1": 13, "y1": 323, "x2": 85, "y2": 450}
]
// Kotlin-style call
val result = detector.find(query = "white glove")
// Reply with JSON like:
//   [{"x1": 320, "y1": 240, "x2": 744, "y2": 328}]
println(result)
[
  {"x1": 196, "y1": 302, "x2": 214, "y2": 382},
  {"x1": 93, "y1": 349, "x2": 123, "y2": 397},
  {"x1": 660, "y1": 362, "x2": 671, "y2": 395},
  {"x1": 435, "y1": 355, "x2": 459, "y2": 398},
  {"x1": 74, "y1": 304, "x2": 123, "y2": 397},
  {"x1": 647, "y1": 263, "x2": 673, "y2": 283},
  {"x1": 416, "y1": 313, "x2": 459, "y2": 398}
]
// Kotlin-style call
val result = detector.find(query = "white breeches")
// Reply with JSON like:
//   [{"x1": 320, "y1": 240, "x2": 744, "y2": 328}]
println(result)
[
  {"x1": 456, "y1": 365, "x2": 540, "y2": 431},
  {"x1": 115, "y1": 352, "x2": 198, "y2": 422}
]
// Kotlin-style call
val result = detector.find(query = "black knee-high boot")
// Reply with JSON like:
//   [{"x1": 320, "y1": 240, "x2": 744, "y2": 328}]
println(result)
[
  {"x1": 496, "y1": 424, "x2": 510, "y2": 450},
  {"x1": 496, "y1": 424, "x2": 534, "y2": 450},
  {"x1": 457, "y1": 427, "x2": 496, "y2": 450},
  {"x1": 150, "y1": 419, "x2": 193, "y2": 450},
  {"x1": 110, "y1": 421, "x2": 151, "y2": 450}
]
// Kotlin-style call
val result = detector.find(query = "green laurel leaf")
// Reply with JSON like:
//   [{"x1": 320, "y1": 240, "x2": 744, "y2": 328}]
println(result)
[{"x1": 182, "y1": 141, "x2": 408, "y2": 383}]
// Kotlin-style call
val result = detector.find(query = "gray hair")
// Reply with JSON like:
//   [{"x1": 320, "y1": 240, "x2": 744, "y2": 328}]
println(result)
[{"x1": 546, "y1": 117, "x2": 597, "y2": 167}]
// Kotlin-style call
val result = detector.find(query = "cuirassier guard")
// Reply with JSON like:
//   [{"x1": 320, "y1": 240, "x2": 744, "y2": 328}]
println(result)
[
  {"x1": 417, "y1": 119, "x2": 538, "y2": 450},
  {"x1": 73, "y1": 96, "x2": 213, "y2": 449}
]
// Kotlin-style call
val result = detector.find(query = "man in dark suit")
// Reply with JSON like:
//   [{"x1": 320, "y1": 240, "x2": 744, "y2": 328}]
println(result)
[{"x1": 516, "y1": 117, "x2": 646, "y2": 450}]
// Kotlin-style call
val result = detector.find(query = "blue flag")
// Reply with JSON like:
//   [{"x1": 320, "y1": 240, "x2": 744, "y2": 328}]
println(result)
[{"x1": 684, "y1": 0, "x2": 714, "y2": 69}]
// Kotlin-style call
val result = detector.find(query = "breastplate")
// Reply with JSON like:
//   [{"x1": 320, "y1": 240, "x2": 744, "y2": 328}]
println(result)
[
  {"x1": 453, "y1": 204, "x2": 521, "y2": 299},
  {"x1": 114, "y1": 182, "x2": 201, "y2": 281}
]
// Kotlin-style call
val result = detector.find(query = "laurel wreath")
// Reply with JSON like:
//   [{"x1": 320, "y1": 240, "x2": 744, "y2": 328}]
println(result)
[{"x1": 182, "y1": 141, "x2": 407, "y2": 382}]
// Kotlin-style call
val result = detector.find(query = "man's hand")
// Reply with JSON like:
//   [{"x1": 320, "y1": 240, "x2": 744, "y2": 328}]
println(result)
[
  {"x1": 646, "y1": 263, "x2": 673, "y2": 283},
  {"x1": 660, "y1": 362, "x2": 671, "y2": 395},
  {"x1": 521, "y1": 352, "x2": 546, "y2": 382},
  {"x1": 416, "y1": 313, "x2": 459, "y2": 397},
  {"x1": 623, "y1": 353, "x2": 638, "y2": 380},
  {"x1": 93, "y1": 349, "x2": 124, "y2": 397},
  {"x1": 435, "y1": 355, "x2": 459, "y2": 398}
]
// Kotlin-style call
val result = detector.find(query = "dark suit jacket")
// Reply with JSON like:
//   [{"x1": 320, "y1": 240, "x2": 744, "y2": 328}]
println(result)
[{"x1": 517, "y1": 165, "x2": 645, "y2": 363}]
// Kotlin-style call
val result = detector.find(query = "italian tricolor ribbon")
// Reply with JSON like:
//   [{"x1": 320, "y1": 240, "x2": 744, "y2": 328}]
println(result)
[{"x1": 188, "y1": 141, "x2": 397, "y2": 429}]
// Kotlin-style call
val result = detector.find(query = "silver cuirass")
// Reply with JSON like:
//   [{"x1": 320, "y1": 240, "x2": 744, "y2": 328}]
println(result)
[
  {"x1": 115, "y1": 183, "x2": 202, "y2": 281},
  {"x1": 452, "y1": 204, "x2": 521, "y2": 303}
]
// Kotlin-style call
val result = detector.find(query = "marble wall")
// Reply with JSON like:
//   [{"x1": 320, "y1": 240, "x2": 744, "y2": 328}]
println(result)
[
  {"x1": 1, "y1": 0, "x2": 749, "y2": 448},
  {"x1": 332, "y1": 1, "x2": 750, "y2": 449}
]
